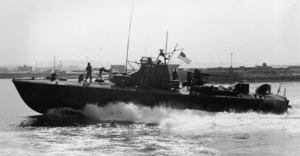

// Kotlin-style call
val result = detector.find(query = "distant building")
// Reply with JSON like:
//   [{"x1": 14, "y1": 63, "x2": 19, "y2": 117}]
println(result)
[
  {"x1": 18, "y1": 65, "x2": 32, "y2": 72},
  {"x1": 288, "y1": 66, "x2": 300, "y2": 72},
  {"x1": 254, "y1": 63, "x2": 272, "y2": 72}
]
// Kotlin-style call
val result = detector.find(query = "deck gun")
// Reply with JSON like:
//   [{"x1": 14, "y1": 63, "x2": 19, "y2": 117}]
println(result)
[{"x1": 182, "y1": 69, "x2": 230, "y2": 87}]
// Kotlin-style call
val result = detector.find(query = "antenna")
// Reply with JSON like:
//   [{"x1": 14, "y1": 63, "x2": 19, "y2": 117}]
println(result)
[
  {"x1": 125, "y1": 0, "x2": 135, "y2": 74},
  {"x1": 54, "y1": 56, "x2": 56, "y2": 73},
  {"x1": 165, "y1": 31, "x2": 168, "y2": 63},
  {"x1": 167, "y1": 43, "x2": 184, "y2": 64},
  {"x1": 277, "y1": 68, "x2": 289, "y2": 95}
]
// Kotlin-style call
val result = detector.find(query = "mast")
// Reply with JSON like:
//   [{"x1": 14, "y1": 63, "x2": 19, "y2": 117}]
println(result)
[
  {"x1": 164, "y1": 31, "x2": 168, "y2": 64},
  {"x1": 165, "y1": 31, "x2": 168, "y2": 64},
  {"x1": 54, "y1": 56, "x2": 56, "y2": 73},
  {"x1": 125, "y1": 0, "x2": 134, "y2": 74},
  {"x1": 277, "y1": 68, "x2": 289, "y2": 95},
  {"x1": 166, "y1": 43, "x2": 184, "y2": 64}
]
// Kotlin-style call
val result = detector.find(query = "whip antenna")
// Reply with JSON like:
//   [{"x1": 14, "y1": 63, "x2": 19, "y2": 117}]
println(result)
[
  {"x1": 277, "y1": 68, "x2": 288, "y2": 95},
  {"x1": 167, "y1": 43, "x2": 184, "y2": 64},
  {"x1": 125, "y1": 0, "x2": 135, "y2": 74}
]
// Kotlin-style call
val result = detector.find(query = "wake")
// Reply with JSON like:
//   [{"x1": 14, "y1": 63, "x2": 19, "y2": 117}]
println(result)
[{"x1": 45, "y1": 102, "x2": 300, "y2": 133}]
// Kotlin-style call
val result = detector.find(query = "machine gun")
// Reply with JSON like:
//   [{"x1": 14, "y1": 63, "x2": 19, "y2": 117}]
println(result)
[
  {"x1": 182, "y1": 69, "x2": 229, "y2": 87},
  {"x1": 182, "y1": 69, "x2": 248, "y2": 96},
  {"x1": 93, "y1": 67, "x2": 110, "y2": 83}
]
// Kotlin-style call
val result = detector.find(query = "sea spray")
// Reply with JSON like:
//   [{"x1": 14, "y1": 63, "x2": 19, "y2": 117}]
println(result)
[
  {"x1": 82, "y1": 102, "x2": 172, "y2": 123},
  {"x1": 93, "y1": 103, "x2": 300, "y2": 132},
  {"x1": 46, "y1": 102, "x2": 300, "y2": 133}
]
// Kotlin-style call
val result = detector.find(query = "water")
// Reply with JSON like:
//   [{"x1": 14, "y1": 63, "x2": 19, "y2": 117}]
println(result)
[{"x1": 0, "y1": 79, "x2": 300, "y2": 156}]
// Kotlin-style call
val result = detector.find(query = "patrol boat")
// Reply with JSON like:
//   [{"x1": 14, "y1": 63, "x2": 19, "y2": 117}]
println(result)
[{"x1": 12, "y1": 50, "x2": 290, "y2": 115}]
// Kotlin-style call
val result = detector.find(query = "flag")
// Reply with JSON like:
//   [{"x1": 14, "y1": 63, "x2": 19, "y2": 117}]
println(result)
[{"x1": 177, "y1": 52, "x2": 191, "y2": 64}]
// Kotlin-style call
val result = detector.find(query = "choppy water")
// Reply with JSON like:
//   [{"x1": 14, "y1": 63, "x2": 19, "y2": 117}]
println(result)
[{"x1": 0, "y1": 79, "x2": 300, "y2": 156}]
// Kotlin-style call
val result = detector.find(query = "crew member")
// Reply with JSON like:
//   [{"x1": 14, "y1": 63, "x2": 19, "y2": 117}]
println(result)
[
  {"x1": 50, "y1": 73, "x2": 58, "y2": 81},
  {"x1": 172, "y1": 68, "x2": 179, "y2": 80},
  {"x1": 85, "y1": 63, "x2": 92, "y2": 82},
  {"x1": 157, "y1": 60, "x2": 162, "y2": 65},
  {"x1": 98, "y1": 67, "x2": 104, "y2": 80}
]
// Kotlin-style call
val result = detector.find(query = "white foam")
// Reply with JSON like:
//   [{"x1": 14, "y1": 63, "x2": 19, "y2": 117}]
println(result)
[
  {"x1": 81, "y1": 102, "x2": 300, "y2": 133},
  {"x1": 46, "y1": 107, "x2": 83, "y2": 117},
  {"x1": 82, "y1": 102, "x2": 172, "y2": 123},
  {"x1": 290, "y1": 99, "x2": 300, "y2": 106}
]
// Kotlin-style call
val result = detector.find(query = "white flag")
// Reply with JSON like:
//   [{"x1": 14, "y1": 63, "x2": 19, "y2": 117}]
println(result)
[{"x1": 177, "y1": 52, "x2": 191, "y2": 64}]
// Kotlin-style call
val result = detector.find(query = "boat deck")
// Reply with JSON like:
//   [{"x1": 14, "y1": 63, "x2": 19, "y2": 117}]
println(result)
[{"x1": 13, "y1": 78, "x2": 192, "y2": 95}]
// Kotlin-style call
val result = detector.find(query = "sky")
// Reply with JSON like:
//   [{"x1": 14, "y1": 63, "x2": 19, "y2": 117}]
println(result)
[{"x1": 0, "y1": 0, "x2": 299, "y2": 67}]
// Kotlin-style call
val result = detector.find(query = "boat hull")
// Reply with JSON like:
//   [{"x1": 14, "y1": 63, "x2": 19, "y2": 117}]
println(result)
[{"x1": 12, "y1": 79, "x2": 289, "y2": 114}]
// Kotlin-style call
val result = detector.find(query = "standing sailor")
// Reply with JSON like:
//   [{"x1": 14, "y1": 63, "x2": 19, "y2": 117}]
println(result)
[
  {"x1": 85, "y1": 63, "x2": 92, "y2": 82},
  {"x1": 172, "y1": 68, "x2": 179, "y2": 80}
]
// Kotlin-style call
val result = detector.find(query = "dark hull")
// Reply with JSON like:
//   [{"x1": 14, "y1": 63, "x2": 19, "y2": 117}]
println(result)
[{"x1": 12, "y1": 79, "x2": 289, "y2": 114}]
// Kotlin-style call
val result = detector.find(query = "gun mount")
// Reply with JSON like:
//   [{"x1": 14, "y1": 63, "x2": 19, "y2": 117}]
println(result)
[{"x1": 182, "y1": 69, "x2": 230, "y2": 87}]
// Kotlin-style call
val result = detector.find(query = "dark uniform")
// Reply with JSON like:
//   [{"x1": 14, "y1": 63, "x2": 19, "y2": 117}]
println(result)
[
  {"x1": 85, "y1": 63, "x2": 92, "y2": 82},
  {"x1": 172, "y1": 68, "x2": 179, "y2": 80}
]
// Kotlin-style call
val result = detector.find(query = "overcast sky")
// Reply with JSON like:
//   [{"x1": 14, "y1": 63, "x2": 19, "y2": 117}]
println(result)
[{"x1": 0, "y1": 0, "x2": 299, "y2": 67}]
